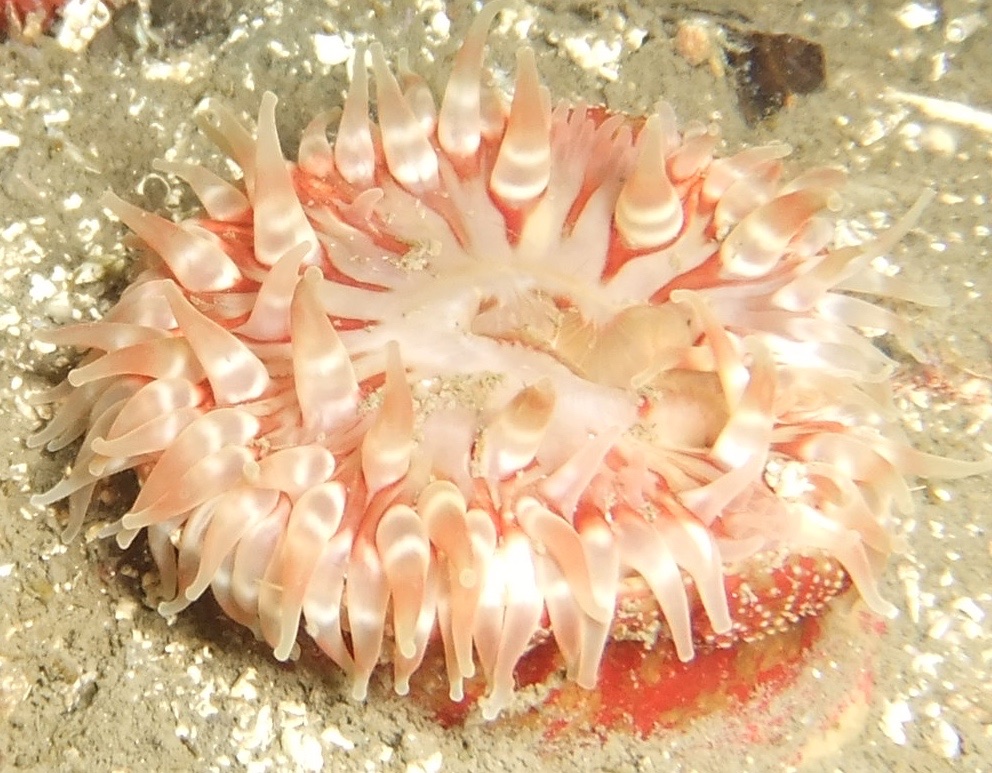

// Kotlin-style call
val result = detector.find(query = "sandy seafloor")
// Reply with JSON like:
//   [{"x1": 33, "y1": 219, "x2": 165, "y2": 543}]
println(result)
[{"x1": 1, "y1": 0, "x2": 991, "y2": 770}]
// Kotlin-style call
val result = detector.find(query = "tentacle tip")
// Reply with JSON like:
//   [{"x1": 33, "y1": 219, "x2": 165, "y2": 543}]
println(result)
[
  {"x1": 350, "y1": 679, "x2": 370, "y2": 702},
  {"x1": 65, "y1": 370, "x2": 85, "y2": 388},
  {"x1": 480, "y1": 699, "x2": 503, "y2": 722},
  {"x1": 157, "y1": 598, "x2": 189, "y2": 617},
  {"x1": 825, "y1": 190, "x2": 844, "y2": 212},
  {"x1": 710, "y1": 614, "x2": 733, "y2": 636},
  {"x1": 575, "y1": 672, "x2": 597, "y2": 691},
  {"x1": 398, "y1": 639, "x2": 417, "y2": 660},
  {"x1": 98, "y1": 189, "x2": 121, "y2": 209},
  {"x1": 590, "y1": 605, "x2": 613, "y2": 626},
  {"x1": 874, "y1": 598, "x2": 899, "y2": 620},
  {"x1": 119, "y1": 513, "x2": 142, "y2": 530},
  {"x1": 86, "y1": 454, "x2": 109, "y2": 474},
  {"x1": 61, "y1": 525, "x2": 82, "y2": 543}
]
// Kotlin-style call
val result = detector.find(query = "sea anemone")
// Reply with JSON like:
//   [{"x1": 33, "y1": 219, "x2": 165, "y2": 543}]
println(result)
[{"x1": 28, "y1": 0, "x2": 989, "y2": 720}]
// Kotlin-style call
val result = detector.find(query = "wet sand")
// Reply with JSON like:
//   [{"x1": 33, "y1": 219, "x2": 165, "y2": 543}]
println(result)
[{"x1": 2, "y1": 1, "x2": 991, "y2": 770}]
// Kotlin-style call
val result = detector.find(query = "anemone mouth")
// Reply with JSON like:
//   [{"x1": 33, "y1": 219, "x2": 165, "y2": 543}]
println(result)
[{"x1": 27, "y1": 0, "x2": 991, "y2": 721}]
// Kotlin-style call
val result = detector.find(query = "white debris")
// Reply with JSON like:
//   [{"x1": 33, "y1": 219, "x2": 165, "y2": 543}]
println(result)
[
  {"x1": 0, "y1": 130, "x2": 20, "y2": 149},
  {"x1": 896, "y1": 2, "x2": 939, "y2": 29},
  {"x1": 910, "y1": 651, "x2": 943, "y2": 677},
  {"x1": 42, "y1": 109, "x2": 70, "y2": 127},
  {"x1": 321, "y1": 725, "x2": 355, "y2": 751},
  {"x1": 884, "y1": 88, "x2": 992, "y2": 134},
  {"x1": 2, "y1": 91, "x2": 25, "y2": 109},
  {"x1": 314, "y1": 33, "x2": 352, "y2": 66},
  {"x1": 881, "y1": 699, "x2": 913, "y2": 744},
  {"x1": 945, "y1": 12, "x2": 985, "y2": 42},
  {"x1": 230, "y1": 668, "x2": 259, "y2": 701},
  {"x1": 281, "y1": 726, "x2": 323, "y2": 772},
  {"x1": 277, "y1": 700, "x2": 307, "y2": 730},
  {"x1": 113, "y1": 598, "x2": 137, "y2": 621},
  {"x1": 952, "y1": 596, "x2": 985, "y2": 623},
  {"x1": 55, "y1": 0, "x2": 113, "y2": 52},
  {"x1": 234, "y1": 704, "x2": 275, "y2": 754},
  {"x1": 142, "y1": 59, "x2": 200, "y2": 83},
  {"x1": 406, "y1": 750, "x2": 443, "y2": 773},
  {"x1": 192, "y1": 681, "x2": 219, "y2": 719},
  {"x1": 930, "y1": 719, "x2": 961, "y2": 758},
  {"x1": 29, "y1": 274, "x2": 57, "y2": 303},
  {"x1": 429, "y1": 11, "x2": 451, "y2": 39},
  {"x1": 559, "y1": 33, "x2": 623, "y2": 81}
]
